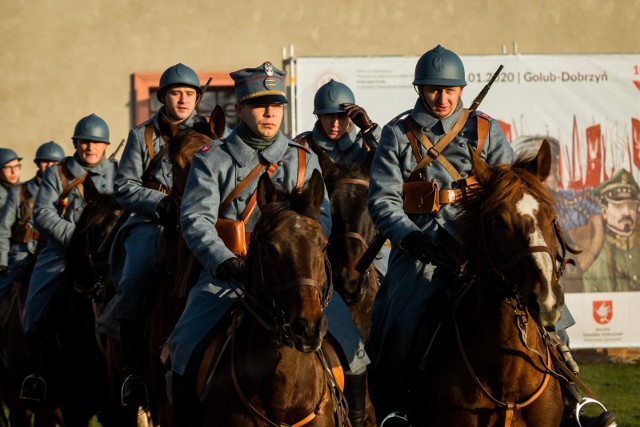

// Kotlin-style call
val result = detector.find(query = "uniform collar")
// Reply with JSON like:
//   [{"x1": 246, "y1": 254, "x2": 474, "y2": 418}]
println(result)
[
  {"x1": 226, "y1": 129, "x2": 290, "y2": 167},
  {"x1": 66, "y1": 155, "x2": 111, "y2": 177},
  {"x1": 311, "y1": 121, "x2": 358, "y2": 153},
  {"x1": 410, "y1": 98, "x2": 464, "y2": 133},
  {"x1": 26, "y1": 176, "x2": 40, "y2": 195},
  {"x1": 152, "y1": 108, "x2": 197, "y2": 129}
]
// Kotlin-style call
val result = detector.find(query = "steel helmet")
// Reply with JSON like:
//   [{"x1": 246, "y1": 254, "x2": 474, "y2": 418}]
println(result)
[
  {"x1": 313, "y1": 79, "x2": 356, "y2": 115},
  {"x1": 72, "y1": 114, "x2": 110, "y2": 144},
  {"x1": 413, "y1": 45, "x2": 467, "y2": 87},
  {"x1": 157, "y1": 63, "x2": 202, "y2": 103},
  {"x1": 0, "y1": 148, "x2": 22, "y2": 167},
  {"x1": 34, "y1": 141, "x2": 65, "y2": 162}
]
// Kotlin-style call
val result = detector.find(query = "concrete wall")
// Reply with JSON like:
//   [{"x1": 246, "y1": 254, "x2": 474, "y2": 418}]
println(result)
[{"x1": 1, "y1": 0, "x2": 638, "y2": 177}]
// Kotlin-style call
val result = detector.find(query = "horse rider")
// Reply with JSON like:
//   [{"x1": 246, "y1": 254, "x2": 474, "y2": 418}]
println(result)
[
  {"x1": 167, "y1": 61, "x2": 370, "y2": 427},
  {"x1": 366, "y1": 45, "x2": 615, "y2": 427},
  {"x1": 0, "y1": 142, "x2": 65, "y2": 301},
  {"x1": 295, "y1": 79, "x2": 389, "y2": 278},
  {"x1": 109, "y1": 63, "x2": 203, "y2": 407},
  {"x1": 296, "y1": 79, "x2": 381, "y2": 167},
  {"x1": 20, "y1": 114, "x2": 116, "y2": 402},
  {"x1": 0, "y1": 148, "x2": 22, "y2": 209}
]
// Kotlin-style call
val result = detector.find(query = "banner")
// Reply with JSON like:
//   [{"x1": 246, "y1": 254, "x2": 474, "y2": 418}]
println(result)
[{"x1": 292, "y1": 54, "x2": 640, "y2": 348}]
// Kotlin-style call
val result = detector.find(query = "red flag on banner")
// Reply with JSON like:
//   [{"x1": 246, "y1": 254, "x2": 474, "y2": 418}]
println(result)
[
  {"x1": 498, "y1": 120, "x2": 511, "y2": 144},
  {"x1": 569, "y1": 115, "x2": 583, "y2": 190},
  {"x1": 584, "y1": 124, "x2": 601, "y2": 187},
  {"x1": 633, "y1": 118, "x2": 640, "y2": 170},
  {"x1": 602, "y1": 133, "x2": 610, "y2": 181}
]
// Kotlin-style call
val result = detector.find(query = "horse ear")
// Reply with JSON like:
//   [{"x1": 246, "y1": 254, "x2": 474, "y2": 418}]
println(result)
[
  {"x1": 209, "y1": 105, "x2": 226, "y2": 140},
  {"x1": 257, "y1": 172, "x2": 278, "y2": 210},
  {"x1": 469, "y1": 146, "x2": 491, "y2": 183},
  {"x1": 527, "y1": 140, "x2": 552, "y2": 182},
  {"x1": 306, "y1": 169, "x2": 326, "y2": 214}
]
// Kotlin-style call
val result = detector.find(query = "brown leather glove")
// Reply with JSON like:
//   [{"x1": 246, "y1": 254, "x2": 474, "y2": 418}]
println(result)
[{"x1": 342, "y1": 103, "x2": 376, "y2": 133}]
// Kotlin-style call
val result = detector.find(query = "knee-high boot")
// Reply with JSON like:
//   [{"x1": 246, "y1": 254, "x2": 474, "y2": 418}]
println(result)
[
  {"x1": 20, "y1": 331, "x2": 47, "y2": 401},
  {"x1": 344, "y1": 371, "x2": 367, "y2": 427},
  {"x1": 170, "y1": 371, "x2": 201, "y2": 426},
  {"x1": 119, "y1": 319, "x2": 148, "y2": 407}
]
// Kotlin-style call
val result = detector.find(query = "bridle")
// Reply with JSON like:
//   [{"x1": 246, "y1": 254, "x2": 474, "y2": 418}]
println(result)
[
  {"x1": 327, "y1": 177, "x2": 376, "y2": 278},
  {"x1": 234, "y1": 211, "x2": 334, "y2": 347}
]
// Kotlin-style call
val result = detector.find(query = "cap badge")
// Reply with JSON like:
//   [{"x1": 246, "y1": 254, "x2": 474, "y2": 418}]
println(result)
[
  {"x1": 264, "y1": 62, "x2": 274, "y2": 76},
  {"x1": 432, "y1": 57, "x2": 446, "y2": 72},
  {"x1": 264, "y1": 78, "x2": 276, "y2": 89},
  {"x1": 328, "y1": 88, "x2": 337, "y2": 102}
]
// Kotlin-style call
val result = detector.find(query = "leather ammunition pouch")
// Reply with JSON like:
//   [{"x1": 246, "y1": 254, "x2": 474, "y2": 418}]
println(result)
[
  {"x1": 402, "y1": 180, "x2": 440, "y2": 214},
  {"x1": 215, "y1": 219, "x2": 251, "y2": 258},
  {"x1": 11, "y1": 222, "x2": 39, "y2": 245}
]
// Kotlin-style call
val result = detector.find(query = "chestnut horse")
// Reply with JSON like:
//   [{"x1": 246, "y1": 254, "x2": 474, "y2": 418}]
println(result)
[
  {"x1": 196, "y1": 170, "x2": 347, "y2": 426},
  {"x1": 403, "y1": 141, "x2": 571, "y2": 426}
]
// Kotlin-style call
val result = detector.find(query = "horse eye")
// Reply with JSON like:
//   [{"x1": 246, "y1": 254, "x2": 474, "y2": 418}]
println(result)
[{"x1": 491, "y1": 214, "x2": 508, "y2": 230}]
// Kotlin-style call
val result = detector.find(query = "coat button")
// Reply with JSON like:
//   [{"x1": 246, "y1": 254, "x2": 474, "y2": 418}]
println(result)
[
  {"x1": 238, "y1": 196, "x2": 246, "y2": 202},
  {"x1": 460, "y1": 158, "x2": 468, "y2": 164},
  {"x1": 237, "y1": 176, "x2": 243, "y2": 181},
  {"x1": 278, "y1": 160, "x2": 284, "y2": 166}
]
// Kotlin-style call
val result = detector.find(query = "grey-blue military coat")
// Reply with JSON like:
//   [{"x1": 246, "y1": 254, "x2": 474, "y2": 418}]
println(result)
[
  {"x1": 295, "y1": 121, "x2": 381, "y2": 168},
  {"x1": 0, "y1": 176, "x2": 40, "y2": 266},
  {"x1": 24, "y1": 156, "x2": 116, "y2": 332},
  {"x1": 367, "y1": 99, "x2": 514, "y2": 367}
]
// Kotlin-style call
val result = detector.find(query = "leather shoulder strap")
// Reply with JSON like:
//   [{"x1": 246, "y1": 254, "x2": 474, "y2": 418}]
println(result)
[
  {"x1": 296, "y1": 147, "x2": 306, "y2": 190},
  {"x1": 145, "y1": 122, "x2": 155, "y2": 161},
  {"x1": 219, "y1": 162, "x2": 269, "y2": 217},
  {"x1": 476, "y1": 115, "x2": 490, "y2": 155},
  {"x1": 59, "y1": 162, "x2": 88, "y2": 200}
]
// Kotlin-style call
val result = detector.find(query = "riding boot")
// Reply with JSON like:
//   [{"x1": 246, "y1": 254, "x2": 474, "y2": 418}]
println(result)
[
  {"x1": 20, "y1": 331, "x2": 47, "y2": 401},
  {"x1": 118, "y1": 319, "x2": 148, "y2": 407},
  {"x1": 549, "y1": 332, "x2": 617, "y2": 427},
  {"x1": 170, "y1": 372, "x2": 201, "y2": 426},
  {"x1": 344, "y1": 371, "x2": 367, "y2": 427}
]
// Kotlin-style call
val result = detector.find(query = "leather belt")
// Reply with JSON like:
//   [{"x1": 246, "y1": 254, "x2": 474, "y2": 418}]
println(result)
[{"x1": 439, "y1": 176, "x2": 479, "y2": 205}]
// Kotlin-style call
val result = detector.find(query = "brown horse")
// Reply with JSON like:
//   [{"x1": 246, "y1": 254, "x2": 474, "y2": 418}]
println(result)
[
  {"x1": 142, "y1": 106, "x2": 225, "y2": 427},
  {"x1": 319, "y1": 155, "x2": 379, "y2": 342},
  {"x1": 402, "y1": 141, "x2": 570, "y2": 426},
  {"x1": 195, "y1": 170, "x2": 347, "y2": 426}
]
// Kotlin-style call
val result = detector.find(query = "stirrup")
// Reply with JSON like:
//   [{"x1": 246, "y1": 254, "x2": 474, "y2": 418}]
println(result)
[
  {"x1": 20, "y1": 374, "x2": 47, "y2": 401},
  {"x1": 380, "y1": 411, "x2": 411, "y2": 427},
  {"x1": 576, "y1": 398, "x2": 617, "y2": 427},
  {"x1": 120, "y1": 374, "x2": 149, "y2": 407}
]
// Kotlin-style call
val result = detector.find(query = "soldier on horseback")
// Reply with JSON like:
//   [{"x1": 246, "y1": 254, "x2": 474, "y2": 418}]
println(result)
[
  {"x1": 296, "y1": 80, "x2": 389, "y2": 283},
  {"x1": 0, "y1": 148, "x2": 22, "y2": 209},
  {"x1": 167, "y1": 61, "x2": 370, "y2": 426},
  {"x1": 110, "y1": 62, "x2": 203, "y2": 407},
  {"x1": 0, "y1": 141, "x2": 65, "y2": 301},
  {"x1": 20, "y1": 114, "x2": 116, "y2": 401},
  {"x1": 366, "y1": 45, "x2": 615, "y2": 426}
]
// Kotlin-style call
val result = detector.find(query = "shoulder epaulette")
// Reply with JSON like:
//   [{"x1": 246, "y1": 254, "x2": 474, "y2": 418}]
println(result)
[
  {"x1": 290, "y1": 139, "x2": 312, "y2": 154},
  {"x1": 476, "y1": 111, "x2": 492, "y2": 120},
  {"x1": 388, "y1": 109, "x2": 413, "y2": 127}
]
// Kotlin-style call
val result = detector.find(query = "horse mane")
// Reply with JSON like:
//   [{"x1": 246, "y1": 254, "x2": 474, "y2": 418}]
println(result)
[
  {"x1": 457, "y1": 152, "x2": 557, "y2": 275},
  {"x1": 254, "y1": 184, "x2": 321, "y2": 236}
]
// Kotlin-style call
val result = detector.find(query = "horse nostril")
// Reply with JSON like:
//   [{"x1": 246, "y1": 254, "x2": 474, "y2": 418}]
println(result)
[{"x1": 290, "y1": 318, "x2": 310, "y2": 337}]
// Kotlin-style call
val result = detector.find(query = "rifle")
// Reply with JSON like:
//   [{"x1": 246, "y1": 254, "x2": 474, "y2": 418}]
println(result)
[
  {"x1": 469, "y1": 65, "x2": 503, "y2": 112},
  {"x1": 354, "y1": 65, "x2": 504, "y2": 275},
  {"x1": 109, "y1": 138, "x2": 126, "y2": 160}
]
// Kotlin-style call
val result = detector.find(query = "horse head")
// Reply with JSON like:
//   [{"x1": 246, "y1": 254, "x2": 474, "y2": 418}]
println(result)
[
  {"x1": 249, "y1": 169, "x2": 330, "y2": 353},
  {"x1": 461, "y1": 140, "x2": 566, "y2": 326},
  {"x1": 324, "y1": 160, "x2": 377, "y2": 304}
]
